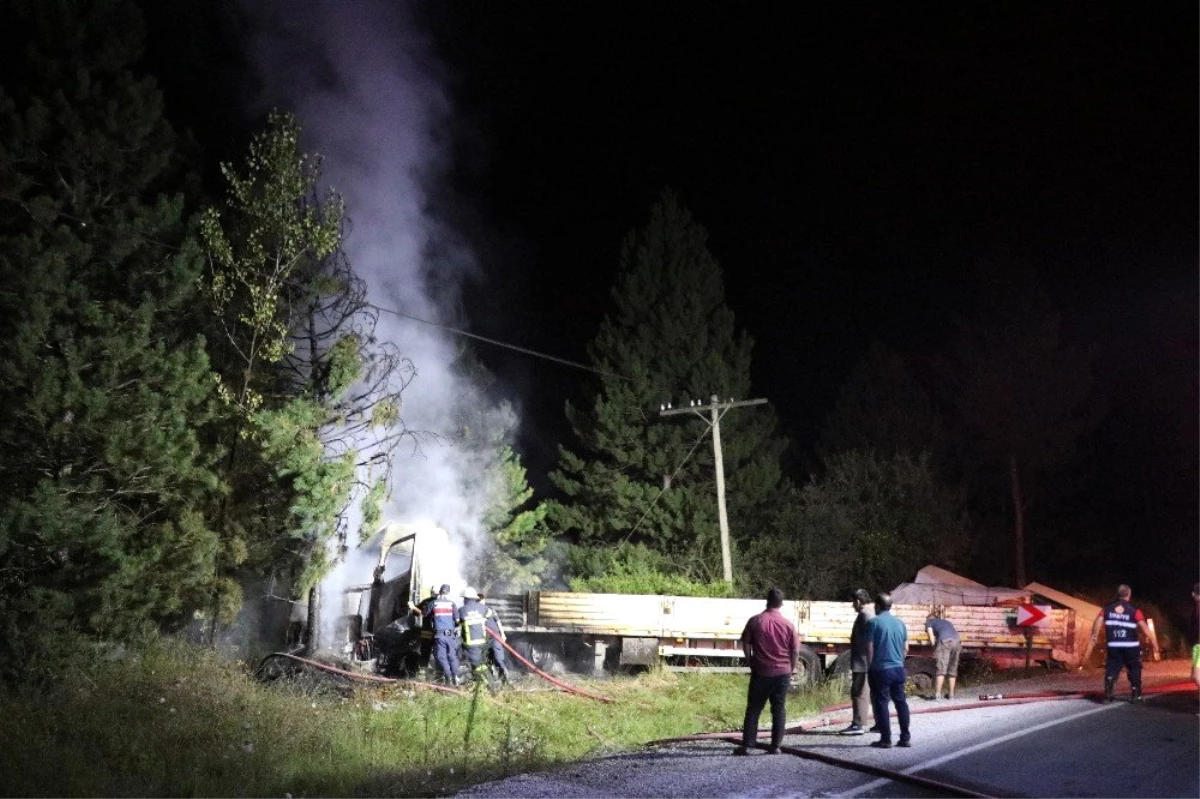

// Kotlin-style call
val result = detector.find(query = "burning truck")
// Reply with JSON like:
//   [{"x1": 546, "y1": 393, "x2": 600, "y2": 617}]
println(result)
[{"x1": 290, "y1": 524, "x2": 1081, "y2": 689}]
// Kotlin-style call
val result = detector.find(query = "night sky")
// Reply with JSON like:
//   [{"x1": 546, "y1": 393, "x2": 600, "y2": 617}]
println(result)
[{"x1": 143, "y1": 4, "x2": 1196, "y2": 602}]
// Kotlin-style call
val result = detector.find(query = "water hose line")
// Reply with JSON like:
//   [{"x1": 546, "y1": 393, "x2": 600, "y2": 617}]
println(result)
[{"x1": 487, "y1": 627, "x2": 616, "y2": 704}]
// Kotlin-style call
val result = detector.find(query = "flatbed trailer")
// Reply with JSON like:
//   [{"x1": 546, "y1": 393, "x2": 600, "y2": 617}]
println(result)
[{"x1": 487, "y1": 591, "x2": 1077, "y2": 688}]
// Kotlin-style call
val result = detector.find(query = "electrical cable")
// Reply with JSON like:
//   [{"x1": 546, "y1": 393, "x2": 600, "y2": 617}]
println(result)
[{"x1": 371, "y1": 302, "x2": 633, "y2": 383}]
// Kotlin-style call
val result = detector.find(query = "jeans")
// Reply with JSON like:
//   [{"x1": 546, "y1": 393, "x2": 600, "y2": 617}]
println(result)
[
  {"x1": 868, "y1": 666, "x2": 910, "y2": 742},
  {"x1": 742, "y1": 673, "x2": 790, "y2": 748}
]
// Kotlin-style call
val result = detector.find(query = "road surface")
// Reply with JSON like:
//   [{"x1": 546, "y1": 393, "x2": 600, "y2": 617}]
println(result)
[{"x1": 457, "y1": 661, "x2": 1198, "y2": 798}]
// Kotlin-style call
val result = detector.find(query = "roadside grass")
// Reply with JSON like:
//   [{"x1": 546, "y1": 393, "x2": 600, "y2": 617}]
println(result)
[{"x1": 0, "y1": 640, "x2": 843, "y2": 797}]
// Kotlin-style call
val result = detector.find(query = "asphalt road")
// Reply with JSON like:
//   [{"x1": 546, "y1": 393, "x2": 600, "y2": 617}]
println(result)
[{"x1": 457, "y1": 662, "x2": 1198, "y2": 798}]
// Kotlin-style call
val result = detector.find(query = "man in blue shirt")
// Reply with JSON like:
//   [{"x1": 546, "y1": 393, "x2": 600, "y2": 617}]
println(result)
[
  {"x1": 924, "y1": 614, "x2": 961, "y2": 700},
  {"x1": 866, "y1": 592, "x2": 911, "y2": 748}
]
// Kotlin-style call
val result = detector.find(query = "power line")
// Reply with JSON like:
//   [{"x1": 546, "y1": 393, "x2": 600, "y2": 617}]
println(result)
[{"x1": 370, "y1": 303, "x2": 633, "y2": 383}]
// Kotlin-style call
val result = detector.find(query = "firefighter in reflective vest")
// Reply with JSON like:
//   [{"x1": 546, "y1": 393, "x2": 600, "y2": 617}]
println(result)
[
  {"x1": 412, "y1": 585, "x2": 438, "y2": 676},
  {"x1": 429, "y1": 584, "x2": 461, "y2": 685},
  {"x1": 480, "y1": 589, "x2": 511, "y2": 684},
  {"x1": 459, "y1": 587, "x2": 492, "y2": 683},
  {"x1": 1082, "y1": 583, "x2": 1161, "y2": 702}
]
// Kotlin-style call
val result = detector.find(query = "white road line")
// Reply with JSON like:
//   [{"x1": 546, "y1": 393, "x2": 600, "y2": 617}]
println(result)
[{"x1": 839, "y1": 701, "x2": 1122, "y2": 798}]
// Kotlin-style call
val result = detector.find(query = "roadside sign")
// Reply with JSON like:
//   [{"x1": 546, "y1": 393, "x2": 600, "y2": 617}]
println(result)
[{"x1": 1016, "y1": 604, "x2": 1049, "y2": 627}]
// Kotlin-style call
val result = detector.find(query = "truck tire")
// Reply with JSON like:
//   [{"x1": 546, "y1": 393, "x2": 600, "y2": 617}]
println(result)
[
  {"x1": 827, "y1": 650, "x2": 853, "y2": 686},
  {"x1": 905, "y1": 656, "x2": 937, "y2": 693},
  {"x1": 795, "y1": 645, "x2": 821, "y2": 686}
]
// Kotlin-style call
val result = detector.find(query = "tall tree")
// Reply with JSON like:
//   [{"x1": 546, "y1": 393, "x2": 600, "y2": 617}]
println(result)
[
  {"x1": 940, "y1": 263, "x2": 1098, "y2": 586},
  {"x1": 0, "y1": 0, "x2": 222, "y2": 678},
  {"x1": 548, "y1": 191, "x2": 786, "y2": 582},
  {"x1": 743, "y1": 449, "x2": 969, "y2": 598},
  {"x1": 199, "y1": 113, "x2": 414, "y2": 623},
  {"x1": 817, "y1": 342, "x2": 945, "y2": 464}
]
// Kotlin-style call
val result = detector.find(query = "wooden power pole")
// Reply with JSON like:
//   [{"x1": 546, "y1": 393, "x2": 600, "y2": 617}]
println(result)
[{"x1": 660, "y1": 394, "x2": 767, "y2": 584}]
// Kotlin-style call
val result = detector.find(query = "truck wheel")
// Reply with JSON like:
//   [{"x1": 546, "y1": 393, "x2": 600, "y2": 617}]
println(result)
[
  {"x1": 794, "y1": 646, "x2": 821, "y2": 686},
  {"x1": 827, "y1": 650, "x2": 853, "y2": 685},
  {"x1": 905, "y1": 657, "x2": 937, "y2": 693}
]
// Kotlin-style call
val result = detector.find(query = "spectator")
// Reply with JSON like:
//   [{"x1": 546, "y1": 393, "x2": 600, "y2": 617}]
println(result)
[
  {"x1": 733, "y1": 587, "x2": 799, "y2": 756},
  {"x1": 838, "y1": 588, "x2": 874, "y2": 735},
  {"x1": 924, "y1": 613, "x2": 961, "y2": 700},
  {"x1": 866, "y1": 592, "x2": 911, "y2": 748}
]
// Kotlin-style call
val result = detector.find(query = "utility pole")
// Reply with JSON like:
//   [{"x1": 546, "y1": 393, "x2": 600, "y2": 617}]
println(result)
[{"x1": 659, "y1": 394, "x2": 767, "y2": 584}]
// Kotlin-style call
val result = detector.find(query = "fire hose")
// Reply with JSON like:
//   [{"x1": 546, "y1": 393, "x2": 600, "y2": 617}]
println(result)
[
  {"x1": 254, "y1": 651, "x2": 468, "y2": 696},
  {"x1": 254, "y1": 634, "x2": 615, "y2": 704},
  {"x1": 487, "y1": 627, "x2": 616, "y2": 704}
]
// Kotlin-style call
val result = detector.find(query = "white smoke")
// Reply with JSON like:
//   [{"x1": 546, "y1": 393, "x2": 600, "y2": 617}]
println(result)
[{"x1": 239, "y1": 2, "x2": 503, "y2": 646}]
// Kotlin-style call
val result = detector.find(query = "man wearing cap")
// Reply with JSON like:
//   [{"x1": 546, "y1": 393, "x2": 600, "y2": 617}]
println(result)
[
  {"x1": 429, "y1": 584, "x2": 461, "y2": 685},
  {"x1": 839, "y1": 588, "x2": 875, "y2": 735}
]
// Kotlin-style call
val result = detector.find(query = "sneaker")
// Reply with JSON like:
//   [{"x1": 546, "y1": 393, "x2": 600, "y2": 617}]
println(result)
[
  {"x1": 922, "y1": 694, "x2": 938, "y2": 701},
  {"x1": 765, "y1": 745, "x2": 781, "y2": 755},
  {"x1": 870, "y1": 740, "x2": 893, "y2": 749},
  {"x1": 732, "y1": 746, "x2": 750, "y2": 756},
  {"x1": 868, "y1": 724, "x2": 882, "y2": 733},
  {"x1": 897, "y1": 737, "x2": 912, "y2": 748},
  {"x1": 839, "y1": 724, "x2": 865, "y2": 736}
]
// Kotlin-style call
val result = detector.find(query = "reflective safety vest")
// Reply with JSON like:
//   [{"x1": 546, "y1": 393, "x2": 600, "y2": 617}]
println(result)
[
  {"x1": 431, "y1": 596, "x2": 459, "y2": 633},
  {"x1": 1103, "y1": 598, "x2": 1145, "y2": 648},
  {"x1": 459, "y1": 599, "x2": 491, "y2": 646}
]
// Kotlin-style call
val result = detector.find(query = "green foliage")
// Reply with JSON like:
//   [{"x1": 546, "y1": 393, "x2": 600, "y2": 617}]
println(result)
[
  {"x1": 199, "y1": 113, "x2": 414, "y2": 609},
  {"x1": 549, "y1": 190, "x2": 787, "y2": 580},
  {"x1": 0, "y1": 0, "x2": 224, "y2": 678},
  {"x1": 0, "y1": 636, "x2": 784, "y2": 797},
  {"x1": 568, "y1": 543, "x2": 738, "y2": 597},
  {"x1": 742, "y1": 449, "x2": 969, "y2": 599}
]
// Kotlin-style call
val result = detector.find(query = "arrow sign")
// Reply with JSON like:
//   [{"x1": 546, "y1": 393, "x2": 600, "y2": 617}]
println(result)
[{"x1": 1016, "y1": 604, "x2": 1049, "y2": 627}]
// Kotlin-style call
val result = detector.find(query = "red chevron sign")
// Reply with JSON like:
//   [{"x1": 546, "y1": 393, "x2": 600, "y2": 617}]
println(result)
[{"x1": 1016, "y1": 604, "x2": 1049, "y2": 627}]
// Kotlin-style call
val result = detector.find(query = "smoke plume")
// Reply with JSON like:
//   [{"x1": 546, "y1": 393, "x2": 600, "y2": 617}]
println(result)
[{"x1": 239, "y1": 1, "x2": 503, "y2": 645}]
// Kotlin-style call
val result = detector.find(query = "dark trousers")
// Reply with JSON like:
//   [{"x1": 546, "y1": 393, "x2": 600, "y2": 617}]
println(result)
[
  {"x1": 1105, "y1": 647, "x2": 1142, "y2": 689},
  {"x1": 742, "y1": 673, "x2": 790, "y2": 748},
  {"x1": 850, "y1": 671, "x2": 871, "y2": 727},
  {"x1": 489, "y1": 640, "x2": 509, "y2": 677},
  {"x1": 433, "y1": 633, "x2": 459, "y2": 680},
  {"x1": 868, "y1": 667, "x2": 910, "y2": 743}
]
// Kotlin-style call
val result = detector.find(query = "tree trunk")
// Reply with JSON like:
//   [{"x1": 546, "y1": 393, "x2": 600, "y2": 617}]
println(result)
[{"x1": 1009, "y1": 452, "x2": 1026, "y2": 586}]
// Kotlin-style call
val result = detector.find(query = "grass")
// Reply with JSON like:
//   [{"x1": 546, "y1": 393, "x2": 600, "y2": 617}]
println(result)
[{"x1": 0, "y1": 640, "x2": 845, "y2": 797}]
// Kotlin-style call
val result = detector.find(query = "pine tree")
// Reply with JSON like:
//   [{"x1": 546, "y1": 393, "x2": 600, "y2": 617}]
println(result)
[
  {"x1": 548, "y1": 191, "x2": 786, "y2": 581},
  {"x1": 0, "y1": 0, "x2": 222, "y2": 679}
]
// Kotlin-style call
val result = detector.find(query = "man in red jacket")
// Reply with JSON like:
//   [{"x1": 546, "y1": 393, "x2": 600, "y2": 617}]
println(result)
[{"x1": 733, "y1": 587, "x2": 799, "y2": 755}]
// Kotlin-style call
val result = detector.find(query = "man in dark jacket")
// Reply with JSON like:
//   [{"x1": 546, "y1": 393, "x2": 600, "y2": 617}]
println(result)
[
  {"x1": 429, "y1": 584, "x2": 461, "y2": 685},
  {"x1": 839, "y1": 588, "x2": 875, "y2": 735},
  {"x1": 1081, "y1": 584, "x2": 1161, "y2": 702},
  {"x1": 733, "y1": 587, "x2": 799, "y2": 756}
]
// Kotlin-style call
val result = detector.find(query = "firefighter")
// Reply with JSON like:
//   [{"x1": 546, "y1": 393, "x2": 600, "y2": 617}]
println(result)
[
  {"x1": 429, "y1": 583, "x2": 461, "y2": 685},
  {"x1": 411, "y1": 585, "x2": 438, "y2": 677},
  {"x1": 479, "y1": 589, "x2": 511, "y2": 685},
  {"x1": 1082, "y1": 583, "x2": 1161, "y2": 702},
  {"x1": 458, "y1": 587, "x2": 493, "y2": 684}
]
